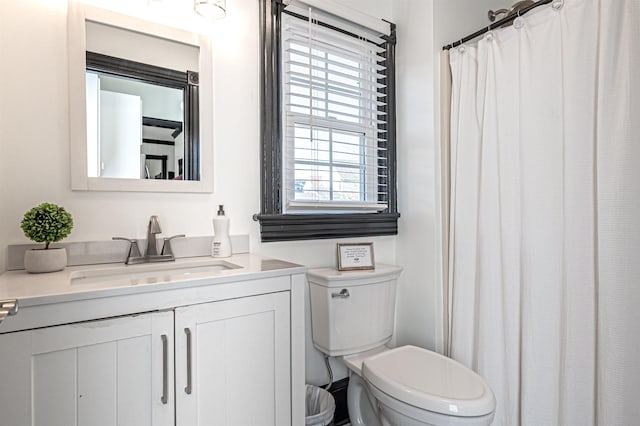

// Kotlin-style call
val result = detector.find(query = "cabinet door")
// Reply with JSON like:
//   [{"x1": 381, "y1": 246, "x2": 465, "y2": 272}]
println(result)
[
  {"x1": 0, "y1": 311, "x2": 174, "y2": 426},
  {"x1": 175, "y1": 292, "x2": 291, "y2": 426}
]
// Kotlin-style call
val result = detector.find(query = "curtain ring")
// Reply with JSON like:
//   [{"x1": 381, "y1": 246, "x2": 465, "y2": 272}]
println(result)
[
  {"x1": 513, "y1": 10, "x2": 525, "y2": 29},
  {"x1": 485, "y1": 26, "x2": 494, "y2": 41}
]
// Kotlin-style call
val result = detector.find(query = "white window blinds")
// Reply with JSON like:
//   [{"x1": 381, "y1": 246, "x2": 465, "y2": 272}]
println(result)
[{"x1": 281, "y1": 4, "x2": 389, "y2": 213}]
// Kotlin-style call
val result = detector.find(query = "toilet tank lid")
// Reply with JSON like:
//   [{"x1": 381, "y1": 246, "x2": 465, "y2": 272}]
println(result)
[
  {"x1": 362, "y1": 345, "x2": 496, "y2": 417},
  {"x1": 306, "y1": 264, "x2": 403, "y2": 286}
]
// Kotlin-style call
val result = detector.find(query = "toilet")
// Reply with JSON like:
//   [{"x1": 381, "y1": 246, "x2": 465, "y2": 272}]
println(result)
[{"x1": 307, "y1": 264, "x2": 496, "y2": 426}]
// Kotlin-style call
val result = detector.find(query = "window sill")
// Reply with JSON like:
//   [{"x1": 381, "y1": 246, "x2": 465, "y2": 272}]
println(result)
[{"x1": 254, "y1": 212, "x2": 400, "y2": 242}]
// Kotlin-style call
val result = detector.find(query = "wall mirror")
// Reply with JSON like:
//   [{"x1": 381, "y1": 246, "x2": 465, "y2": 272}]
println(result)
[{"x1": 68, "y1": 3, "x2": 213, "y2": 192}]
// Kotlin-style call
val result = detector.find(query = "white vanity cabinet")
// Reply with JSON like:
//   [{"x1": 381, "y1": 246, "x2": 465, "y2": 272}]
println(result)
[
  {"x1": 175, "y1": 291, "x2": 291, "y2": 426},
  {"x1": 0, "y1": 311, "x2": 175, "y2": 426},
  {"x1": 0, "y1": 255, "x2": 306, "y2": 426}
]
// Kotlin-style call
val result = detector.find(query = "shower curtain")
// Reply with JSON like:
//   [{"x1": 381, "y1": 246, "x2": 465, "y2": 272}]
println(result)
[{"x1": 447, "y1": 0, "x2": 640, "y2": 425}]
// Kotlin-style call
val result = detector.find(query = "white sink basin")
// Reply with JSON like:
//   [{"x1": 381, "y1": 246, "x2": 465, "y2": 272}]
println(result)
[{"x1": 69, "y1": 259, "x2": 242, "y2": 287}]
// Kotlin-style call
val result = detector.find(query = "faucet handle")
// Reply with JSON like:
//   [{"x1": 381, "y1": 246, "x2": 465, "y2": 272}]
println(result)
[
  {"x1": 112, "y1": 237, "x2": 143, "y2": 263},
  {"x1": 161, "y1": 234, "x2": 186, "y2": 258}
]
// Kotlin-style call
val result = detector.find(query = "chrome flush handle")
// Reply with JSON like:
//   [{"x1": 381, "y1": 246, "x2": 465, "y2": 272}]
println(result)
[{"x1": 331, "y1": 289, "x2": 350, "y2": 299}]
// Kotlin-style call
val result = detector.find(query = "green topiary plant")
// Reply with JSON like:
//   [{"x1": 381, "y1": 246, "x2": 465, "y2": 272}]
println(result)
[{"x1": 21, "y1": 203, "x2": 74, "y2": 249}]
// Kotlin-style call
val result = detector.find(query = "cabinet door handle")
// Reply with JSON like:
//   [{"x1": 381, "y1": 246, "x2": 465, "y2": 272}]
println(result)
[
  {"x1": 161, "y1": 334, "x2": 168, "y2": 404},
  {"x1": 0, "y1": 299, "x2": 18, "y2": 326},
  {"x1": 184, "y1": 328, "x2": 193, "y2": 395}
]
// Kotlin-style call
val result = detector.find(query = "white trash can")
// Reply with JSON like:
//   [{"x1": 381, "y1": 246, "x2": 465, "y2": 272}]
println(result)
[{"x1": 305, "y1": 385, "x2": 336, "y2": 426}]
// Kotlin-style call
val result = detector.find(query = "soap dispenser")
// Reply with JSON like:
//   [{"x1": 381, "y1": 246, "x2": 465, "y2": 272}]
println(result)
[{"x1": 211, "y1": 205, "x2": 232, "y2": 258}]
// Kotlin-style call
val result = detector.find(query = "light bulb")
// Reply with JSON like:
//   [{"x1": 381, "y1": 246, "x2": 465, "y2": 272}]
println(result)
[{"x1": 194, "y1": 0, "x2": 226, "y2": 19}]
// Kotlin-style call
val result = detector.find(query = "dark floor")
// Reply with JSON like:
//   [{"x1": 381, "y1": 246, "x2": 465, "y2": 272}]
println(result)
[{"x1": 327, "y1": 377, "x2": 350, "y2": 426}]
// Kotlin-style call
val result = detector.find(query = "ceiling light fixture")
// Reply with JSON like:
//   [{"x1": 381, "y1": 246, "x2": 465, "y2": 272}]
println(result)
[{"x1": 194, "y1": 0, "x2": 226, "y2": 19}]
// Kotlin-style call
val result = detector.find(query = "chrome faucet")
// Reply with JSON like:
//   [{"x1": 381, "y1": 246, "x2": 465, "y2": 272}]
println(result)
[
  {"x1": 113, "y1": 216, "x2": 185, "y2": 265},
  {"x1": 146, "y1": 215, "x2": 162, "y2": 257}
]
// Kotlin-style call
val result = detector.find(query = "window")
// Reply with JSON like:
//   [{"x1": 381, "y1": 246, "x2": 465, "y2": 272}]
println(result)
[{"x1": 257, "y1": 0, "x2": 398, "y2": 242}]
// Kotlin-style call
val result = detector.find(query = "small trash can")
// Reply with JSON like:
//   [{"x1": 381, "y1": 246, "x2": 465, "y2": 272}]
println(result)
[{"x1": 305, "y1": 384, "x2": 336, "y2": 426}]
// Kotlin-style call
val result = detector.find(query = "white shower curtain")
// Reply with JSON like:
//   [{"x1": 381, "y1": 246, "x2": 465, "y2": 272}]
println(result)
[{"x1": 447, "y1": 0, "x2": 640, "y2": 425}]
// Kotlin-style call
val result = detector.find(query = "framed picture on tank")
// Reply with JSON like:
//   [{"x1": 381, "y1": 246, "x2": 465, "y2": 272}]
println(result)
[{"x1": 337, "y1": 242, "x2": 375, "y2": 271}]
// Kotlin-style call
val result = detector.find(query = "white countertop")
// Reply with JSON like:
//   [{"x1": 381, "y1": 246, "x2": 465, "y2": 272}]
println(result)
[{"x1": 0, "y1": 254, "x2": 306, "y2": 308}]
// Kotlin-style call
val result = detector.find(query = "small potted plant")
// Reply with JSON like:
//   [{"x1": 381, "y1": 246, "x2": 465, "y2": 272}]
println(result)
[{"x1": 21, "y1": 202, "x2": 74, "y2": 273}]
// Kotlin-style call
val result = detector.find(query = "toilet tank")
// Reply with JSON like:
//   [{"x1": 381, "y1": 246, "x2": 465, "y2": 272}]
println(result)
[{"x1": 307, "y1": 264, "x2": 403, "y2": 357}]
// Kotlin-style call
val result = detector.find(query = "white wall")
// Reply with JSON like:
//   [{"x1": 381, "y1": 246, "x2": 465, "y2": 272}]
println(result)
[
  {"x1": 392, "y1": 0, "x2": 438, "y2": 354},
  {"x1": 0, "y1": 0, "x2": 395, "y2": 386},
  {"x1": 391, "y1": 0, "x2": 511, "y2": 355},
  {"x1": 434, "y1": 0, "x2": 513, "y2": 49},
  {"x1": 0, "y1": 0, "x2": 510, "y2": 385},
  {"x1": 0, "y1": 0, "x2": 395, "y2": 261}
]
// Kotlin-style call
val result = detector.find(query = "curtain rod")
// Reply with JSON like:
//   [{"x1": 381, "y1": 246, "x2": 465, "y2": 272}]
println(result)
[{"x1": 442, "y1": 0, "x2": 553, "y2": 50}]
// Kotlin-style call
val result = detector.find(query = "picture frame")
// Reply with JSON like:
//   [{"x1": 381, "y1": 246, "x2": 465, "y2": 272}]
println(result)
[{"x1": 337, "y1": 242, "x2": 375, "y2": 271}]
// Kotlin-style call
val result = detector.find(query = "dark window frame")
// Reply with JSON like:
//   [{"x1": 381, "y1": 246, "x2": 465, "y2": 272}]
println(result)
[{"x1": 255, "y1": 0, "x2": 399, "y2": 242}]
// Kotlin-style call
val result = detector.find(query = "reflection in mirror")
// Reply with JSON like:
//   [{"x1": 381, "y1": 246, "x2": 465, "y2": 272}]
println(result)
[
  {"x1": 142, "y1": 117, "x2": 183, "y2": 179},
  {"x1": 85, "y1": 52, "x2": 199, "y2": 180}
]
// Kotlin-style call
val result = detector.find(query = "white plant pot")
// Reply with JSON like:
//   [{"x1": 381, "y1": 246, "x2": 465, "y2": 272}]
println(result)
[{"x1": 24, "y1": 248, "x2": 68, "y2": 273}]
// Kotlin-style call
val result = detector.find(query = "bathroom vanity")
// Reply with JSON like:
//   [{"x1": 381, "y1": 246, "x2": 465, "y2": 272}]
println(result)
[{"x1": 0, "y1": 254, "x2": 306, "y2": 426}]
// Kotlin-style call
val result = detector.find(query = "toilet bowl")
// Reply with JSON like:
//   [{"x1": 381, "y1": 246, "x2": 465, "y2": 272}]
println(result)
[
  {"x1": 307, "y1": 265, "x2": 496, "y2": 426},
  {"x1": 346, "y1": 346, "x2": 495, "y2": 426}
]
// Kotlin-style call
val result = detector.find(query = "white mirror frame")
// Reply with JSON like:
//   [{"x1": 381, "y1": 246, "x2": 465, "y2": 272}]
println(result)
[{"x1": 68, "y1": 2, "x2": 214, "y2": 193}]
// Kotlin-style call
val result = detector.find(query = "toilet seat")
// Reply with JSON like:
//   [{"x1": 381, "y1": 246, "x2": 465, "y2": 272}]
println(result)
[{"x1": 362, "y1": 345, "x2": 495, "y2": 417}]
